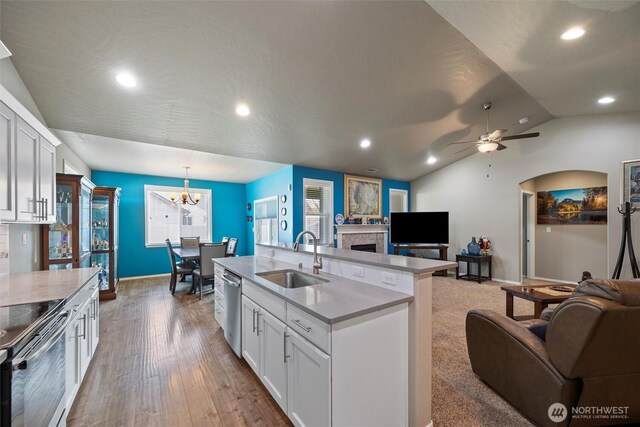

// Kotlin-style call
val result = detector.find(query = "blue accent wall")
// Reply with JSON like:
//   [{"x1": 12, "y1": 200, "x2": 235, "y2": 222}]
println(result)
[
  {"x1": 91, "y1": 170, "x2": 247, "y2": 278},
  {"x1": 292, "y1": 166, "x2": 410, "y2": 252},
  {"x1": 245, "y1": 166, "x2": 293, "y2": 254}
]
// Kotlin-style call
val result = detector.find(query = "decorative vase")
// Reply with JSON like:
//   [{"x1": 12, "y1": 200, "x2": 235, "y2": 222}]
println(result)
[{"x1": 468, "y1": 237, "x2": 481, "y2": 255}]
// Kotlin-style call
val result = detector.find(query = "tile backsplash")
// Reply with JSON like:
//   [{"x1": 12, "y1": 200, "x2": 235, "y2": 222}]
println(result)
[{"x1": 0, "y1": 224, "x2": 9, "y2": 276}]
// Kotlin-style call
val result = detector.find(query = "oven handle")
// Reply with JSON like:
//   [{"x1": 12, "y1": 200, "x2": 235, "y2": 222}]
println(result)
[{"x1": 12, "y1": 310, "x2": 69, "y2": 371}]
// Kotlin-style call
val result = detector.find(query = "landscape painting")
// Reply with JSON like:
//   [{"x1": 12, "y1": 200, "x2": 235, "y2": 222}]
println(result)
[
  {"x1": 344, "y1": 175, "x2": 382, "y2": 219},
  {"x1": 537, "y1": 186, "x2": 608, "y2": 225}
]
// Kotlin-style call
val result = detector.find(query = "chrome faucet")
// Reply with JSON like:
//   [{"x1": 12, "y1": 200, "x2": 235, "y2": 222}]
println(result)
[{"x1": 293, "y1": 230, "x2": 323, "y2": 274}]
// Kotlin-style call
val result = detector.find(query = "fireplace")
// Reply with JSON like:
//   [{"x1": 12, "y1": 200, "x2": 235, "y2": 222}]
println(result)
[
  {"x1": 335, "y1": 224, "x2": 389, "y2": 254},
  {"x1": 350, "y1": 243, "x2": 377, "y2": 253}
]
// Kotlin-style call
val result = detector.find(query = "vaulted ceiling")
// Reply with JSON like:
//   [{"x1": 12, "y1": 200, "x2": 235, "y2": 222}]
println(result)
[{"x1": 1, "y1": 1, "x2": 637, "y2": 182}]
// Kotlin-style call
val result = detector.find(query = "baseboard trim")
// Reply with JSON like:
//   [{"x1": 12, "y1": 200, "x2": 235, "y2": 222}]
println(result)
[
  {"x1": 120, "y1": 273, "x2": 170, "y2": 282},
  {"x1": 532, "y1": 276, "x2": 577, "y2": 285},
  {"x1": 491, "y1": 278, "x2": 521, "y2": 285}
]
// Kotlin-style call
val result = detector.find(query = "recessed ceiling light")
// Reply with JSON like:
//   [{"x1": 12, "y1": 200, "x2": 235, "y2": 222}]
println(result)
[
  {"x1": 235, "y1": 104, "x2": 250, "y2": 117},
  {"x1": 561, "y1": 27, "x2": 585, "y2": 40},
  {"x1": 518, "y1": 117, "x2": 529, "y2": 125},
  {"x1": 426, "y1": 156, "x2": 437, "y2": 165},
  {"x1": 116, "y1": 72, "x2": 137, "y2": 88},
  {"x1": 597, "y1": 96, "x2": 615, "y2": 104},
  {"x1": 360, "y1": 139, "x2": 371, "y2": 148}
]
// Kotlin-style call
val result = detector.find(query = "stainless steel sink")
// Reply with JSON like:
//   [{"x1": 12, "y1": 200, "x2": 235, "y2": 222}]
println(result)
[{"x1": 256, "y1": 269, "x2": 329, "y2": 289}]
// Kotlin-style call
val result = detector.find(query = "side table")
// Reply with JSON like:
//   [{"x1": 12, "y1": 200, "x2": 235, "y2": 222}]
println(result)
[{"x1": 456, "y1": 254, "x2": 492, "y2": 283}]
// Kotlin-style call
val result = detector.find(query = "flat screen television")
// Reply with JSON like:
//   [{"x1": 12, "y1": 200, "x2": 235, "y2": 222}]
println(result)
[{"x1": 390, "y1": 212, "x2": 449, "y2": 244}]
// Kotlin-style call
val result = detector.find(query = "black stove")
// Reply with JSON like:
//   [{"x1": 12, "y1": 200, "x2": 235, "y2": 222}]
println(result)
[{"x1": 0, "y1": 299, "x2": 64, "y2": 358}]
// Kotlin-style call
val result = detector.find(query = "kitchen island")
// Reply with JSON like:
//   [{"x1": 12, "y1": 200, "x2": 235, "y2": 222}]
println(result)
[{"x1": 216, "y1": 244, "x2": 455, "y2": 427}]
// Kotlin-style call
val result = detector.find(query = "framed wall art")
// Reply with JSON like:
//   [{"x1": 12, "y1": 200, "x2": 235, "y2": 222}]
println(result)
[
  {"x1": 621, "y1": 159, "x2": 640, "y2": 207},
  {"x1": 344, "y1": 174, "x2": 382, "y2": 219},
  {"x1": 537, "y1": 186, "x2": 608, "y2": 225}
]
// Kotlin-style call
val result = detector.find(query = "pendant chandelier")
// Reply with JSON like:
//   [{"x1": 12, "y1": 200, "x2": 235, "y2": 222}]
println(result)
[{"x1": 170, "y1": 166, "x2": 201, "y2": 205}]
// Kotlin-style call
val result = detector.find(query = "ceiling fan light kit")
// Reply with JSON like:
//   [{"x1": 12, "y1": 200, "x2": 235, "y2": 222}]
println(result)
[
  {"x1": 447, "y1": 101, "x2": 540, "y2": 155},
  {"x1": 478, "y1": 142, "x2": 499, "y2": 153}
]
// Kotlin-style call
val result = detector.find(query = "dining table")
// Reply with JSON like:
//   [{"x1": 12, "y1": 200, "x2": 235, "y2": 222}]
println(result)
[{"x1": 171, "y1": 247, "x2": 200, "y2": 262}]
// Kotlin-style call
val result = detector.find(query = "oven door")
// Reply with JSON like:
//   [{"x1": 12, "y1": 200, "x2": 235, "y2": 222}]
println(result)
[{"x1": 10, "y1": 311, "x2": 68, "y2": 427}]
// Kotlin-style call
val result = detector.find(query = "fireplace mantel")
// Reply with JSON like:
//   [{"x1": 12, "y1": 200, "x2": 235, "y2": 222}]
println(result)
[{"x1": 335, "y1": 224, "x2": 389, "y2": 254}]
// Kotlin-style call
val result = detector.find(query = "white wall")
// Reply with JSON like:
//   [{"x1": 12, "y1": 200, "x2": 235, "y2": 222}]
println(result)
[{"x1": 411, "y1": 113, "x2": 640, "y2": 282}]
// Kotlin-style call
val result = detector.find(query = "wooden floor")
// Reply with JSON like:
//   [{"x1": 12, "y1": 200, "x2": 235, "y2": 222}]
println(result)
[{"x1": 68, "y1": 276, "x2": 292, "y2": 427}]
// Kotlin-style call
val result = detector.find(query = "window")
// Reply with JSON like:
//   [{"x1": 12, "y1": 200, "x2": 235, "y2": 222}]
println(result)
[
  {"x1": 389, "y1": 189, "x2": 408, "y2": 213},
  {"x1": 303, "y1": 178, "x2": 333, "y2": 245},
  {"x1": 144, "y1": 185, "x2": 212, "y2": 247},
  {"x1": 254, "y1": 196, "x2": 278, "y2": 246}
]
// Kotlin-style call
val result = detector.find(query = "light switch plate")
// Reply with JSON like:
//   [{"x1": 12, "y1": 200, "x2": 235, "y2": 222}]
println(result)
[{"x1": 22, "y1": 233, "x2": 27, "y2": 245}]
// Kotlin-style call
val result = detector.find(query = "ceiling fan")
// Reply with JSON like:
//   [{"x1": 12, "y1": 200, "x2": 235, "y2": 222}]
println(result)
[{"x1": 449, "y1": 102, "x2": 540, "y2": 154}]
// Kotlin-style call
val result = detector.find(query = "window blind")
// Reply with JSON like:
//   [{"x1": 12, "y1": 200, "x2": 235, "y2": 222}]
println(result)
[{"x1": 303, "y1": 179, "x2": 333, "y2": 245}]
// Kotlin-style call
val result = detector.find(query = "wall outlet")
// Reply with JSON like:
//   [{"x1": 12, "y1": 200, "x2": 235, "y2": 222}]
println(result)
[
  {"x1": 382, "y1": 272, "x2": 397, "y2": 286},
  {"x1": 22, "y1": 233, "x2": 27, "y2": 245},
  {"x1": 352, "y1": 266, "x2": 365, "y2": 278}
]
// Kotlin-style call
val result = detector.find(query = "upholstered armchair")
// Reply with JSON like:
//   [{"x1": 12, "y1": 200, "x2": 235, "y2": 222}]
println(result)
[{"x1": 466, "y1": 280, "x2": 640, "y2": 426}]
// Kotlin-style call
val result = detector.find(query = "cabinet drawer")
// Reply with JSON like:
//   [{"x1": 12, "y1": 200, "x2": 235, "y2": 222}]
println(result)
[
  {"x1": 214, "y1": 274, "x2": 225, "y2": 295},
  {"x1": 214, "y1": 289, "x2": 225, "y2": 306},
  {"x1": 286, "y1": 304, "x2": 331, "y2": 354},
  {"x1": 242, "y1": 279, "x2": 286, "y2": 323},
  {"x1": 215, "y1": 301, "x2": 225, "y2": 330},
  {"x1": 214, "y1": 263, "x2": 224, "y2": 277}
]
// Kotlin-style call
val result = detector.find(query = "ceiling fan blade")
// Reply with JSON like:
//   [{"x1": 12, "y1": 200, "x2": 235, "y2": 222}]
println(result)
[
  {"x1": 448, "y1": 140, "x2": 479, "y2": 145},
  {"x1": 489, "y1": 129, "x2": 507, "y2": 140},
  {"x1": 496, "y1": 143, "x2": 507, "y2": 151},
  {"x1": 500, "y1": 132, "x2": 540, "y2": 141},
  {"x1": 454, "y1": 144, "x2": 479, "y2": 155}
]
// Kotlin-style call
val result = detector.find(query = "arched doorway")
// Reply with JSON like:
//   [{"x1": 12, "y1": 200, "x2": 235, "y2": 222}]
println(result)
[{"x1": 519, "y1": 170, "x2": 608, "y2": 283}]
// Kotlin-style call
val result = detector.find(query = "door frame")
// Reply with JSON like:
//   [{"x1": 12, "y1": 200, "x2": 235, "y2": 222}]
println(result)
[{"x1": 520, "y1": 190, "x2": 536, "y2": 281}]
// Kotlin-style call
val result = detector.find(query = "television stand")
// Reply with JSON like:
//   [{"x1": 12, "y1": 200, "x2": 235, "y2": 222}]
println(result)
[{"x1": 392, "y1": 244, "x2": 449, "y2": 277}]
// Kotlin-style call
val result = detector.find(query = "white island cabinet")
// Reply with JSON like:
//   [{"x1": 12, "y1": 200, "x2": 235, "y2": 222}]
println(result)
[{"x1": 238, "y1": 277, "x2": 408, "y2": 427}]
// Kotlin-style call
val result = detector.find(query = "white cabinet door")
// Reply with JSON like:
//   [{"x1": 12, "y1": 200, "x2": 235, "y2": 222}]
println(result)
[
  {"x1": 259, "y1": 309, "x2": 288, "y2": 412},
  {"x1": 287, "y1": 329, "x2": 331, "y2": 427},
  {"x1": 78, "y1": 302, "x2": 91, "y2": 379},
  {"x1": 88, "y1": 287, "x2": 100, "y2": 357},
  {"x1": 15, "y1": 117, "x2": 38, "y2": 221},
  {"x1": 65, "y1": 310, "x2": 82, "y2": 407},
  {"x1": 0, "y1": 102, "x2": 15, "y2": 221},
  {"x1": 241, "y1": 295, "x2": 260, "y2": 375},
  {"x1": 38, "y1": 136, "x2": 56, "y2": 222}
]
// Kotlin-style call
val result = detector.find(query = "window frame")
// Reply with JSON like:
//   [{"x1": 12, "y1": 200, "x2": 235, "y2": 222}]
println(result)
[
  {"x1": 253, "y1": 195, "x2": 279, "y2": 246},
  {"x1": 303, "y1": 178, "x2": 334, "y2": 245},
  {"x1": 144, "y1": 184, "x2": 212, "y2": 248},
  {"x1": 389, "y1": 188, "x2": 409, "y2": 213}
]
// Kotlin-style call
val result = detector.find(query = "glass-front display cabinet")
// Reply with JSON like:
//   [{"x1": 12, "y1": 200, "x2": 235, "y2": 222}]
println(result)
[
  {"x1": 42, "y1": 174, "x2": 95, "y2": 270},
  {"x1": 91, "y1": 187, "x2": 121, "y2": 300}
]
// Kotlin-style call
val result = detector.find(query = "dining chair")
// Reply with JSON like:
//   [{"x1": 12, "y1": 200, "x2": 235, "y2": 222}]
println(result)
[
  {"x1": 180, "y1": 236, "x2": 200, "y2": 248},
  {"x1": 166, "y1": 239, "x2": 195, "y2": 295},
  {"x1": 192, "y1": 243, "x2": 227, "y2": 300},
  {"x1": 225, "y1": 238, "x2": 238, "y2": 257}
]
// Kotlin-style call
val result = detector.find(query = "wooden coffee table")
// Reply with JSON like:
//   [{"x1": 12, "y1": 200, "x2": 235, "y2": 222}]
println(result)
[{"x1": 500, "y1": 285, "x2": 575, "y2": 319}]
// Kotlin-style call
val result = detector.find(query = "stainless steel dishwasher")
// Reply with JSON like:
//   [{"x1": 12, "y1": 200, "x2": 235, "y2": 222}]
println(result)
[{"x1": 221, "y1": 269, "x2": 242, "y2": 357}]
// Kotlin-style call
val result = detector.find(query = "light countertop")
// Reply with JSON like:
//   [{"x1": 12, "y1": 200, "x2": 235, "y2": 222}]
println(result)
[
  {"x1": 257, "y1": 242, "x2": 457, "y2": 274},
  {"x1": 0, "y1": 267, "x2": 101, "y2": 306},
  {"x1": 215, "y1": 256, "x2": 413, "y2": 324}
]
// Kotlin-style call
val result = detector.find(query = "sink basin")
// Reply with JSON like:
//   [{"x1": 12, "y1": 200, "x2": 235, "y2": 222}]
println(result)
[{"x1": 256, "y1": 269, "x2": 329, "y2": 289}]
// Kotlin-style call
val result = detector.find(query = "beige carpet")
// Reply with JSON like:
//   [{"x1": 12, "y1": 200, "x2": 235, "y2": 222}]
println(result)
[{"x1": 431, "y1": 276, "x2": 548, "y2": 427}]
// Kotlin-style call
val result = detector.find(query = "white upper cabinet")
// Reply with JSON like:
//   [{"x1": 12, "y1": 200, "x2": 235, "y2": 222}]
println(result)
[
  {"x1": 0, "y1": 102, "x2": 15, "y2": 221},
  {"x1": 1, "y1": 102, "x2": 57, "y2": 223},
  {"x1": 39, "y1": 136, "x2": 56, "y2": 221},
  {"x1": 15, "y1": 117, "x2": 39, "y2": 221}
]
